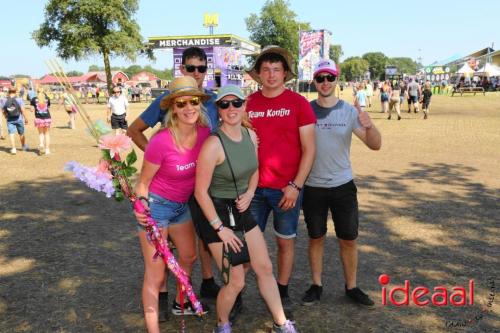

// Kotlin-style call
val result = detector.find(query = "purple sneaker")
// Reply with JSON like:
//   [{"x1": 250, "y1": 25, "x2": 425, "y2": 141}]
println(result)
[
  {"x1": 213, "y1": 322, "x2": 232, "y2": 333},
  {"x1": 272, "y1": 320, "x2": 298, "y2": 333}
]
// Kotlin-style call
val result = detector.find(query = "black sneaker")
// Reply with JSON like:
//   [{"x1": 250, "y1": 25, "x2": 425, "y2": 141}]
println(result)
[
  {"x1": 345, "y1": 286, "x2": 375, "y2": 307},
  {"x1": 301, "y1": 284, "x2": 322, "y2": 306},
  {"x1": 158, "y1": 292, "x2": 169, "y2": 322},
  {"x1": 172, "y1": 300, "x2": 209, "y2": 316},
  {"x1": 200, "y1": 279, "x2": 220, "y2": 299},
  {"x1": 229, "y1": 293, "x2": 243, "y2": 323}
]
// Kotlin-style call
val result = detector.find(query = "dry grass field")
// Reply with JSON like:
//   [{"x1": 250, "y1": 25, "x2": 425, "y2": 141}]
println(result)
[{"x1": 1, "y1": 91, "x2": 499, "y2": 332}]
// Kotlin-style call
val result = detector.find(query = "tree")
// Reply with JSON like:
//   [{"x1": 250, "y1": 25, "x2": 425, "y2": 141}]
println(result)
[
  {"x1": 387, "y1": 57, "x2": 419, "y2": 76},
  {"x1": 362, "y1": 52, "x2": 388, "y2": 80},
  {"x1": 88, "y1": 65, "x2": 101, "y2": 72},
  {"x1": 66, "y1": 70, "x2": 84, "y2": 77},
  {"x1": 123, "y1": 65, "x2": 143, "y2": 78},
  {"x1": 340, "y1": 57, "x2": 369, "y2": 82},
  {"x1": 246, "y1": 0, "x2": 311, "y2": 67},
  {"x1": 329, "y1": 45, "x2": 343, "y2": 64},
  {"x1": 33, "y1": 0, "x2": 149, "y2": 93}
]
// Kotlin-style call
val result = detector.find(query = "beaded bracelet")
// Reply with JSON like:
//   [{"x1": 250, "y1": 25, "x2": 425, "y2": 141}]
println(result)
[{"x1": 209, "y1": 216, "x2": 221, "y2": 226}]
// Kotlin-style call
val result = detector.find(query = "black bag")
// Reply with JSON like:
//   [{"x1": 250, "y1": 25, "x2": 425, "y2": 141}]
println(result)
[
  {"x1": 3, "y1": 97, "x2": 21, "y2": 118},
  {"x1": 214, "y1": 132, "x2": 251, "y2": 269},
  {"x1": 227, "y1": 230, "x2": 249, "y2": 266}
]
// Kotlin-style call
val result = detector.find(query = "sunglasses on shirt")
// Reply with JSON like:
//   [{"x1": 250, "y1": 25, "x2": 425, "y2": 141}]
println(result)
[
  {"x1": 217, "y1": 99, "x2": 244, "y2": 109},
  {"x1": 314, "y1": 74, "x2": 337, "y2": 83},
  {"x1": 184, "y1": 64, "x2": 208, "y2": 73},
  {"x1": 174, "y1": 97, "x2": 201, "y2": 108}
]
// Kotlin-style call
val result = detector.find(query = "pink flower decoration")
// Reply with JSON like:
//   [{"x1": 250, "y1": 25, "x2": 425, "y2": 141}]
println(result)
[
  {"x1": 98, "y1": 134, "x2": 132, "y2": 158},
  {"x1": 96, "y1": 159, "x2": 112, "y2": 179}
]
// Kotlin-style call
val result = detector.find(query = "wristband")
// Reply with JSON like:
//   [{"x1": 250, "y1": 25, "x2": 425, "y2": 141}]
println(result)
[
  {"x1": 288, "y1": 181, "x2": 302, "y2": 192},
  {"x1": 215, "y1": 224, "x2": 224, "y2": 233},
  {"x1": 209, "y1": 217, "x2": 221, "y2": 226}
]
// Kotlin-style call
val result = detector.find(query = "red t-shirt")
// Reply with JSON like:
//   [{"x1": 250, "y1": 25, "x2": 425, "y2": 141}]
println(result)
[{"x1": 247, "y1": 89, "x2": 316, "y2": 189}]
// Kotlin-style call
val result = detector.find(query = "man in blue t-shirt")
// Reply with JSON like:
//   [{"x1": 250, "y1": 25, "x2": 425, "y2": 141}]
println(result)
[
  {"x1": 127, "y1": 47, "x2": 218, "y2": 151},
  {"x1": 127, "y1": 47, "x2": 232, "y2": 322},
  {"x1": 301, "y1": 59, "x2": 381, "y2": 308}
]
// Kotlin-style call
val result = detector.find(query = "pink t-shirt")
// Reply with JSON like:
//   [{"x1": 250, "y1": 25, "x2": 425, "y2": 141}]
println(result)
[
  {"x1": 247, "y1": 89, "x2": 316, "y2": 189},
  {"x1": 144, "y1": 126, "x2": 210, "y2": 202}
]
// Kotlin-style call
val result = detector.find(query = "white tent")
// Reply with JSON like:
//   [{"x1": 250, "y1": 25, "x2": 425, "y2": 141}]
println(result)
[
  {"x1": 457, "y1": 63, "x2": 474, "y2": 76},
  {"x1": 475, "y1": 63, "x2": 500, "y2": 77}
]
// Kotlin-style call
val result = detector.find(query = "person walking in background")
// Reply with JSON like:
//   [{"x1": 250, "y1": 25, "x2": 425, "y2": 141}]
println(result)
[
  {"x1": 246, "y1": 45, "x2": 316, "y2": 315},
  {"x1": 380, "y1": 80, "x2": 390, "y2": 113},
  {"x1": 133, "y1": 76, "x2": 211, "y2": 332},
  {"x1": 127, "y1": 47, "x2": 225, "y2": 321},
  {"x1": 195, "y1": 84, "x2": 298, "y2": 333},
  {"x1": 420, "y1": 81, "x2": 433, "y2": 119},
  {"x1": 387, "y1": 82, "x2": 402, "y2": 120},
  {"x1": 365, "y1": 80, "x2": 373, "y2": 107},
  {"x1": 407, "y1": 78, "x2": 421, "y2": 113},
  {"x1": 61, "y1": 92, "x2": 77, "y2": 129},
  {"x1": 301, "y1": 59, "x2": 381, "y2": 308},
  {"x1": 2, "y1": 87, "x2": 29, "y2": 155},
  {"x1": 30, "y1": 89, "x2": 52, "y2": 155},
  {"x1": 0, "y1": 89, "x2": 6, "y2": 140},
  {"x1": 354, "y1": 82, "x2": 367, "y2": 112},
  {"x1": 107, "y1": 86, "x2": 129, "y2": 135}
]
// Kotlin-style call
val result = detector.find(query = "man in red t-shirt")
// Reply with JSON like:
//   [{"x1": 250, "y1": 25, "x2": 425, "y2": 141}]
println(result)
[{"x1": 246, "y1": 46, "x2": 316, "y2": 313}]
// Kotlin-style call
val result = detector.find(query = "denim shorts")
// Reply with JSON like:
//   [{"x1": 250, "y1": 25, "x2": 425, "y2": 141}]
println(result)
[
  {"x1": 249, "y1": 187, "x2": 303, "y2": 239},
  {"x1": 137, "y1": 192, "x2": 191, "y2": 231},
  {"x1": 7, "y1": 117, "x2": 25, "y2": 135}
]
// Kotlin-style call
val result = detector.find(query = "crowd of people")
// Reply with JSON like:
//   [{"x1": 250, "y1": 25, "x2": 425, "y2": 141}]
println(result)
[
  {"x1": 351, "y1": 78, "x2": 434, "y2": 120},
  {"x1": 124, "y1": 46, "x2": 381, "y2": 333}
]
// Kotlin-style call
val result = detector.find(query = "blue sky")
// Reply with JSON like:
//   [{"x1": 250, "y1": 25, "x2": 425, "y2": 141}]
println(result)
[{"x1": 1, "y1": 0, "x2": 498, "y2": 77}]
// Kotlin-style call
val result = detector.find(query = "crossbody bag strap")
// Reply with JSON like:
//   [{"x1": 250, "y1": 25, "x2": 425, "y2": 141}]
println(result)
[{"x1": 214, "y1": 132, "x2": 239, "y2": 200}]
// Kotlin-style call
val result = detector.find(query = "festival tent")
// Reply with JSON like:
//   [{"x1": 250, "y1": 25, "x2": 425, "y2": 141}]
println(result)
[
  {"x1": 457, "y1": 63, "x2": 474, "y2": 76},
  {"x1": 475, "y1": 63, "x2": 500, "y2": 77}
]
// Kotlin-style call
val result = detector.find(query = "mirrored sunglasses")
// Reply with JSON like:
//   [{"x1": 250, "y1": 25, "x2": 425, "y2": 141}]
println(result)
[
  {"x1": 174, "y1": 97, "x2": 201, "y2": 108},
  {"x1": 217, "y1": 99, "x2": 244, "y2": 109},
  {"x1": 315, "y1": 74, "x2": 337, "y2": 83},
  {"x1": 184, "y1": 64, "x2": 208, "y2": 73}
]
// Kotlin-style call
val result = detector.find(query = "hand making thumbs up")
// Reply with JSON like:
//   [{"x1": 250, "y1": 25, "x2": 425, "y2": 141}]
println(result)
[{"x1": 354, "y1": 99, "x2": 373, "y2": 130}]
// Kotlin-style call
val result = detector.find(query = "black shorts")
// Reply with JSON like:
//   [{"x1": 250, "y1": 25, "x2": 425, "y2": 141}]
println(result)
[
  {"x1": 192, "y1": 196, "x2": 258, "y2": 244},
  {"x1": 302, "y1": 180, "x2": 359, "y2": 240},
  {"x1": 111, "y1": 114, "x2": 128, "y2": 129}
]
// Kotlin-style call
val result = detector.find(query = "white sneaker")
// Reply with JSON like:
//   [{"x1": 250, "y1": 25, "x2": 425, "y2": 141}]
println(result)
[
  {"x1": 10, "y1": 148, "x2": 17, "y2": 155},
  {"x1": 45, "y1": 148, "x2": 51, "y2": 155}
]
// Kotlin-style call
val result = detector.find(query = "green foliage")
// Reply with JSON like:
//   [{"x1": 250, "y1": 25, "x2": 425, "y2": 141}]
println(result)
[
  {"x1": 33, "y1": 0, "x2": 149, "y2": 92},
  {"x1": 66, "y1": 70, "x2": 84, "y2": 76},
  {"x1": 387, "y1": 57, "x2": 419, "y2": 76},
  {"x1": 329, "y1": 45, "x2": 343, "y2": 64},
  {"x1": 126, "y1": 150, "x2": 137, "y2": 166},
  {"x1": 246, "y1": 0, "x2": 311, "y2": 67},
  {"x1": 340, "y1": 57, "x2": 369, "y2": 81},
  {"x1": 362, "y1": 52, "x2": 388, "y2": 80}
]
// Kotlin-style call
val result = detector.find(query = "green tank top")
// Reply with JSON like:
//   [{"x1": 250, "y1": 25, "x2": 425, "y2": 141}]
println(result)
[{"x1": 209, "y1": 128, "x2": 258, "y2": 199}]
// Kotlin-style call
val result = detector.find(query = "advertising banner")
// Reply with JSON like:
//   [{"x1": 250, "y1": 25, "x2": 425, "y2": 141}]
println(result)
[{"x1": 298, "y1": 30, "x2": 331, "y2": 81}]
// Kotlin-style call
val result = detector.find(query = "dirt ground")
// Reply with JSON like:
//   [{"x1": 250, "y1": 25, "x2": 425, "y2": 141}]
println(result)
[{"x1": 1, "y1": 91, "x2": 499, "y2": 333}]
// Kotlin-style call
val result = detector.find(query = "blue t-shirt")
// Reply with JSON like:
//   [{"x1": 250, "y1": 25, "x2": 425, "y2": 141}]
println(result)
[
  {"x1": 356, "y1": 90, "x2": 367, "y2": 107},
  {"x1": 140, "y1": 89, "x2": 218, "y2": 132}
]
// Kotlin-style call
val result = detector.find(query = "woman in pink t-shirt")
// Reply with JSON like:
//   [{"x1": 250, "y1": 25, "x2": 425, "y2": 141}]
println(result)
[{"x1": 134, "y1": 76, "x2": 210, "y2": 332}]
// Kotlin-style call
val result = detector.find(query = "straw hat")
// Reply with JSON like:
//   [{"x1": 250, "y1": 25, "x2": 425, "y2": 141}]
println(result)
[
  {"x1": 160, "y1": 76, "x2": 210, "y2": 110},
  {"x1": 246, "y1": 45, "x2": 296, "y2": 84}
]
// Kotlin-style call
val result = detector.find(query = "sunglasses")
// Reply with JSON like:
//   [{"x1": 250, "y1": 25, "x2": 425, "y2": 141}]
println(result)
[
  {"x1": 113, "y1": 90, "x2": 121, "y2": 93},
  {"x1": 217, "y1": 99, "x2": 244, "y2": 109},
  {"x1": 184, "y1": 64, "x2": 208, "y2": 73},
  {"x1": 174, "y1": 96, "x2": 201, "y2": 108},
  {"x1": 315, "y1": 74, "x2": 337, "y2": 83}
]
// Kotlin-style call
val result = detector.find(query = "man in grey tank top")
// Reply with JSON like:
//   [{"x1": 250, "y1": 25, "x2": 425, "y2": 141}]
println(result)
[{"x1": 301, "y1": 59, "x2": 381, "y2": 308}]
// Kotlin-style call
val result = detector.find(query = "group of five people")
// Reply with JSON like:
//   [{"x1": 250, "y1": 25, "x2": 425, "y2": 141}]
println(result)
[{"x1": 128, "y1": 46, "x2": 382, "y2": 333}]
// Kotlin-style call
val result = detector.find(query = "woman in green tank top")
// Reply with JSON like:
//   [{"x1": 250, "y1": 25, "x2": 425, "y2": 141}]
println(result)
[{"x1": 195, "y1": 85, "x2": 296, "y2": 332}]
